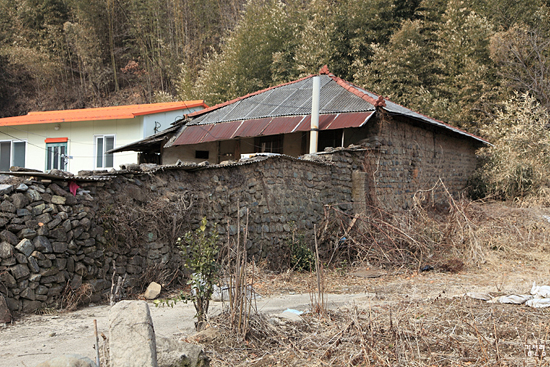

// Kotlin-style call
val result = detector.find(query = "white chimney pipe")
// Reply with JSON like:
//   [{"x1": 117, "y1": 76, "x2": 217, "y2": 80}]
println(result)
[{"x1": 309, "y1": 76, "x2": 320, "y2": 154}]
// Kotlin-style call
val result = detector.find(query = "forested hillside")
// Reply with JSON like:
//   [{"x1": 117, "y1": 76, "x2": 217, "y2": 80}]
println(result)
[{"x1": 1, "y1": 0, "x2": 549, "y2": 133}]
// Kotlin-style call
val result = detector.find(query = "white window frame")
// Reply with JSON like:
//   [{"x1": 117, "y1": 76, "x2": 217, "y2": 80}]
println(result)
[
  {"x1": 0, "y1": 139, "x2": 27, "y2": 171},
  {"x1": 94, "y1": 135, "x2": 116, "y2": 169}
]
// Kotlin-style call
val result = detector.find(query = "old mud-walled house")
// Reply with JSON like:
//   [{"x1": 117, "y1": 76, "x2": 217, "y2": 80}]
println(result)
[{"x1": 112, "y1": 66, "x2": 488, "y2": 211}]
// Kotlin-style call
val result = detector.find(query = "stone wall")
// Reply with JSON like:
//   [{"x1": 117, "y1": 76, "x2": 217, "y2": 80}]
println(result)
[
  {"x1": 0, "y1": 181, "x2": 107, "y2": 313},
  {"x1": 0, "y1": 155, "x2": 356, "y2": 314},
  {"x1": 0, "y1": 130, "x2": 480, "y2": 314}
]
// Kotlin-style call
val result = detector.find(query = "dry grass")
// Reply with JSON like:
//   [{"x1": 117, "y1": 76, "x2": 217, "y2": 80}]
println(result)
[
  {"x1": 205, "y1": 296, "x2": 550, "y2": 366},
  {"x1": 195, "y1": 197, "x2": 550, "y2": 366}
]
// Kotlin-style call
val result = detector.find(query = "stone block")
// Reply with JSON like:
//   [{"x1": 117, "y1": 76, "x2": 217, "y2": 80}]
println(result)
[
  {"x1": 51, "y1": 195, "x2": 66, "y2": 205},
  {"x1": 12, "y1": 193, "x2": 29, "y2": 209},
  {"x1": 15, "y1": 238, "x2": 34, "y2": 257},
  {"x1": 0, "y1": 200, "x2": 15, "y2": 213},
  {"x1": 109, "y1": 301, "x2": 157, "y2": 367},
  {"x1": 15, "y1": 253, "x2": 27, "y2": 264},
  {"x1": 0, "y1": 184, "x2": 14, "y2": 196},
  {"x1": 22, "y1": 299, "x2": 42, "y2": 313},
  {"x1": 0, "y1": 271, "x2": 16, "y2": 287},
  {"x1": 18, "y1": 228, "x2": 37, "y2": 240},
  {"x1": 10, "y1": 264, "x2": 29, "y2": 279},
  {"x1": 0, "y1": 230, "x2": 18, "y2": 245},
  {"x1": 20, "y1": 288, "x2": 35, "y2": 301},
  {"x1": 28, "y1": 256, "x2": 40, "y2": 273},
  {"x1": 34, "y1": 236, "x2": 52, "y2": 253},
  {"x1": 53, "y1": 242, "x2": 68, "y2": 253},
  {"x1": 0, "y1": 241, "x2": 13, "y2": 259}
]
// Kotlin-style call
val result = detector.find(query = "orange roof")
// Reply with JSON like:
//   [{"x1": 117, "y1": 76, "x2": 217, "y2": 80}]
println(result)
[{"x1": 0, "y1": 101, "x2": 208, "y2": 126}]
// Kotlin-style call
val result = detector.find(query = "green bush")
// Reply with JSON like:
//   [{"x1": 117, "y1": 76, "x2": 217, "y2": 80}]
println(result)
[{"x1": 289, "y1": 233, "x2": 315, "y2": 272}]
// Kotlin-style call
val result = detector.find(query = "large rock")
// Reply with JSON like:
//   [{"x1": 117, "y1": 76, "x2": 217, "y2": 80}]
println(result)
[
  {"x1": 156, "y1": 336, "x2": 209, "y2": 367},
  {"x1": 144, "y1": 282, "x2": 162, "y2": 300},
  {"x1": 109, "y1": 301, "x2": 157, "y2": 367},
  {"x1": 34, "y1": 354, "x2": 97, "y2": 367},
  {"x1": 0, "y1": 293, "x2": 11, "y2": 323}
]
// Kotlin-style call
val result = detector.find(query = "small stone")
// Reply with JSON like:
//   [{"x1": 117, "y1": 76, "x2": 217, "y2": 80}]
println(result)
[
  {"x1": 27, "y1": 190, "x2": 42, "y2": 202},
  {"x1": 18, "y1": 228, "x2": 37, "y2": 240},
  {"x1": 20, "y1": 288, "x2": 35, "y2": 301},
  {"x1": 22, "y1": 300, "x2": 42, "y2": 313},
  {"x1": 34, "y1": 236, "x2": 52, "y2": 253},
  {"x1": 144, "y1": 282, "x2": 162, "y2": 300},
  {"x1": 52, "y1": 242, "x2": 67, "y2": 253},
  {"x1": 28, "y1": 256, "x2": 40, "y2": 273}
]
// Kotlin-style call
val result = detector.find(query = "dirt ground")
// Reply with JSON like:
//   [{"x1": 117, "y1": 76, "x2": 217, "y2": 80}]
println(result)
[
  {"x1": 1, "y1": 263, "x2": 549, "y2": 367},
  {"x1": 3, "y1": 201, "x2": 550, "y2": 367}
]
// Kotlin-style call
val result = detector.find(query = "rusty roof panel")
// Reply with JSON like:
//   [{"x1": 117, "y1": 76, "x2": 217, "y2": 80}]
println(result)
[
  {"x1": 172, "y1": 125, "x2": 212, "y2": 146},
  {"x1": 234, "y1": 118, "x2": 271, "y2": 138},
  {"x1": 318, "y1": 114, "x2": 337, "y2": 130},
  {"x1": 263, "y1": 116, "x2": 305, "y2": 135},
  {"x1": 201, "y1": 120, "x2": 242, "y2": 142},
  {"x1": 295, "y1": 115, "x2": 312, "y2": 132},
  {"x1": 328, "y1": 112, "x2": 373, "y2": 129}
]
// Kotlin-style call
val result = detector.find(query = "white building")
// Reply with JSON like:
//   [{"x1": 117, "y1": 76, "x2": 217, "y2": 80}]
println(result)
[{"x1": 0, "y1": 101, "x2": 207, "y2": 173}]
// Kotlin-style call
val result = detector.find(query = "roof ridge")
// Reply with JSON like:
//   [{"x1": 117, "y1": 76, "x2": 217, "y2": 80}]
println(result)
[
  {"x1": 327, "y1": 73, "x2": 386, "y2": 107},
  {"x1": 187, "y1": 75, "x2": 316, "y2": 119}
]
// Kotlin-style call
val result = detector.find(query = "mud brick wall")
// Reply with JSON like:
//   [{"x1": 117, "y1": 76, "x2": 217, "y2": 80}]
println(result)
[{"x1": 319, "y1": 118, "x2": 479, "y2": 211}]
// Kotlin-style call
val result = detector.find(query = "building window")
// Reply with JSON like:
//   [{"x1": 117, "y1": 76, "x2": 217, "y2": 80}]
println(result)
[
  {"x1": 46, "y1": 142, "x2": 68, "y2": 171},
  {"x1": 0, "y1": 140, "x2": 26, "y2": 171},
  {"x1": 254, "y1": 135, "x2": 283, "y2": 154},
  {"x1": 95, "y1": 135, "x2": 115, "y2": 168},
  {"x1": 195, "y1": 150, "x2": 209, "y2": 159}
]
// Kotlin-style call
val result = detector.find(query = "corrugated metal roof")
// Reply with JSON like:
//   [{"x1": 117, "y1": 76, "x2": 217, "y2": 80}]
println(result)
[
  {"x1": 170, "y1": 114, "x2": 372, "y2": 146},
  {"x1": 264, "y1": 116, "x2": 304, "y2": 135},
  {"x1": 234, "y1": 118, "x2": 271, "y2": 138},
  {"x1": 202, "y1": 120, "x2": 242, "y2": 142},
  {"x1": 328, "y1": 112, "x2": 373, "y2": 129},
  {"x1": 190, "y1": 75, "x2": 376, "y2": 125},
  {"x1": 172, "y1": 125, "x2": 212, "y2": 146}
]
